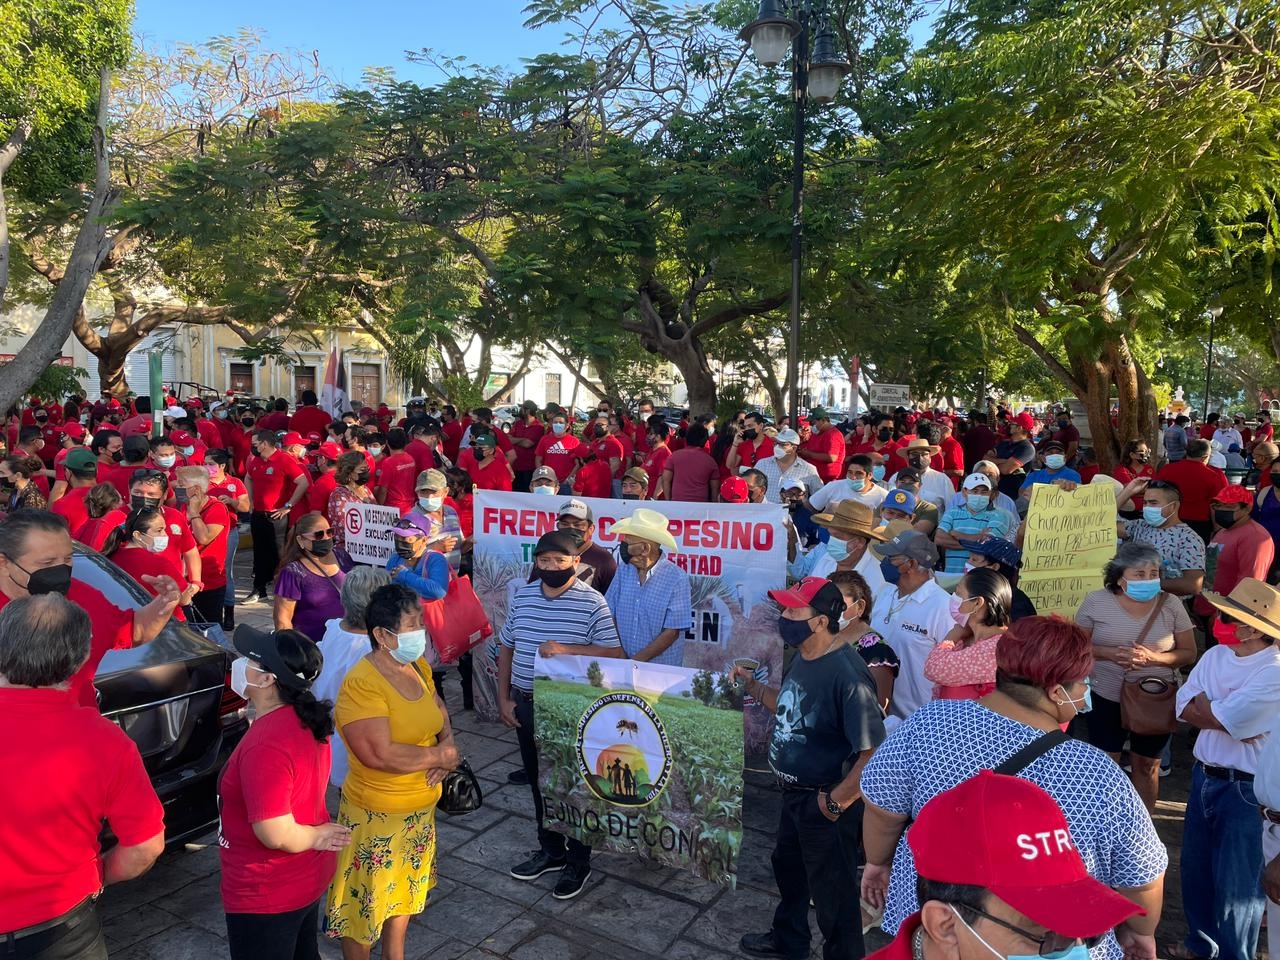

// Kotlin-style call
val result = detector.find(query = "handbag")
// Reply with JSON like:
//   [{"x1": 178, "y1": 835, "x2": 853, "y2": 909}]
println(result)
[
  {"x1": 1118, "y1": 593, "x2": 1180, "y2": 736},
  {"x1": 421, "y1": 559, "x2": 493, "y2": 664},
  {"x1": 438, "y1": 758, "x2": 484, "y2": 816}
]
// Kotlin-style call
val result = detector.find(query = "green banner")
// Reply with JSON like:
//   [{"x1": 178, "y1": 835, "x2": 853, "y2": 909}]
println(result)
[{"x1": 534, "y1": 654, "x2": 744, "y2": 887}]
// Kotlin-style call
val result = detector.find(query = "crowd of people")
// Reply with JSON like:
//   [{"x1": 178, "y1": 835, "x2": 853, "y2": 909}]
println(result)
[{"x1": 2, "y1": 387, "x2": 1280, "y2": 960}]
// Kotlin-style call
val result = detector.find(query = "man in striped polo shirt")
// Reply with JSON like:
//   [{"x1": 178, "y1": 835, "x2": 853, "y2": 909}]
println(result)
[{"x1": 498, "y1": 529, "x2": 624, "y2": 900}]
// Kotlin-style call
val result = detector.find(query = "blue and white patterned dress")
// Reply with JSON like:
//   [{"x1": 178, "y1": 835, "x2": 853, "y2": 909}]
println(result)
[{"x1": 861, "y1": 699, "x2": 1167, "y2": 960}]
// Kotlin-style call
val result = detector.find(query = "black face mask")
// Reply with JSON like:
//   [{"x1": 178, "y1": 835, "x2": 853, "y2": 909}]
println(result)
[
  {"x1": 618, "y1": 540, "x2": 646, "y2": 565},
  {"x1": 907, "y1": 455, "x2": 927, "y2": 469},
  {"x1": 0, "y1": 478, "x2": 14, "y2": 491},
  {"x1": 877, "y1": 428, "x2": 893, "y2": 441},
  {"x1": 393, "y1": 538, "x2": 418, "y2": 559},
  {"x1": 742, "y1": 429, "x2": 758, "y2": 441},
  {"x1": 354, "y1": 470, "x2": 371, "y2": 485},
  {"x1": 110, "y1": 450, "x2": 124, "y2": 462},
  {"x1": 1057, "y1": 420, "x2": 1070, "y2": 429},
  {"x1": 309, "y1": 537, "x2": 335, "y2": 556},
  {"x1": 539, "y1": 566, "x2": 576, "y2": 589},
  {"x1": 620, "y1": 493, "x2": 639, "y2": 500},
  {"x1": 241, "y1": 418, "x2": 255, "y2": 428},
  {"x1": 1213, "y1": 508, "x2": 1239, "y2": 530},
  {"x1": 131, "y1": 494, "x2": 162, "y2": 512},
  {"x1": 1135, "y1": 453, "x2": 1149, "y2": 464},
  {"x1": 13, "y1": 560, "x2": 72, "y2": 596}
]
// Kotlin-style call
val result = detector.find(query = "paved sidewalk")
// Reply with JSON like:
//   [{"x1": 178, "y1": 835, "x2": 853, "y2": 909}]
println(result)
[{"x1": 95, "y1": 555, "x2": 1217, "y2": 959}]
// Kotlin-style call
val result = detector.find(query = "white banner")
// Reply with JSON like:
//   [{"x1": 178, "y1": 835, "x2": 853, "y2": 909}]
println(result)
[
  {"x1": 469, "y1": 492, "x2": 788, "y2": 755},
  {"x1": 341, "y1": 501, "x2": 401, "y2": 565},
  {"x1": 868, "y1": 383, "x2": 911, "y2": 408}
]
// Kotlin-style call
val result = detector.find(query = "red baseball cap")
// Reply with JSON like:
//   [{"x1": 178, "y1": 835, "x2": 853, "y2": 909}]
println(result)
[
  {"x1": 1212, "y1": 484, "x2": 1253, "y2": 506},
  {"x1": 170, "y1": 430, "x2": 196, "y2": 446},
  {"x1": 910, "y1": 770, "x2": 1144, "y2": 938},
  {"x1": 62, "y1": 421, "x2": 85, "y2": 441},
  {"x1": 720, "y1": 476, "x2": 748, "y2": 503},
  {"x1": 317, "y1": 441, "x2": 344, "y2": 460},
  {"x1": 306, "y1": 431, "x2": 322, "y2": 444},
  {"x1": 281, "y1": 431, "x2": 306, "y2": 447},
  {"x1": 107, "y1": 398, "x2": 122, "y2": 410},
  {"x1": 768, "y1": 576, "x2": 845, "y2": 622}
]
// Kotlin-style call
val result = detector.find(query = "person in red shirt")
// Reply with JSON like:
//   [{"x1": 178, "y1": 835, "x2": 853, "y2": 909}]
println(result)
[
  {"x1": 572, "y1": 456, "x2": 613, "y2": 498},
  {"x1": 798, "y1": 409, "x2": 846, "y2": 484},
  {"x1": 1252, "y1": 411, "x2": 1275, "y2": 452},
  {"x1": 150, "y1": 435, "x2": 183, "y2": 486},
  {"x1": 1051, "y1": 407, "x2": 1082, "y2": 465},
  {"x1": 229, "y1": 409, "x2": 258, "y2": 475},
  {"x1": 858, "y1": 771, "x2": 1144, "y2": 960},
  {"x1": 211, "y1": 400, "x2": 239, "y2": 447},
  {"x1": 175, "y1": 466, "x2": 232, "y2": 625},
  {"x1": 459, "y1": 430, "x2": 514, "y2": 491},
  {"x1": 534, "y1": 413, "x2": 582, "y2": 489},
  {"x1": 607, "y1": 412, "x2": 635, "y2": 480},
  {"x1": 405, "y1": 422, "x2": 443, "y2": 474},
  {"x1": 440, "y1": 405, "x2": 468, "y2": 463},
  {"x1": 1155, "y1": 438, "x2": 1227, "y2": 542},
  {"x1": 1199, "y1": 412, "x2": 1220, "y2": 441},
  {"x1": 582, "y1": 417, "x2": 624, "y2": 478},
  {"x1": 218, "y1": 625, "x2": 350, "y2": 960},
  {"x1": 633, "y1": 398, "x2": 657, "y2": 459},
  {"x1": 14, "y1": 427, "x2": 52, "y2": 498},
  {"x1": 258, "y1": 398, "x2": 291, "y2": 432},
  {"x1": 90, "y1": 427, "x2": 124, "y2": 479},
  {"x1": 170, "y1": 427, "x2": 206, "y2": 465},
  {"x1": 0, "y1": 510, "x2": 180, "y2": 708},
  {"x1": 117, "y1": 396, "x2": 153, "y2": 438},
  {"x1": 661, "y1": 424, "x2": 719, "y2": 502},
  {"x1": 47, "y1": 420, "x2": 88, "y2": 504},
  {"x1": 34, "y1": 407, "x2": 60, "y2": 466},
  {"x1": 74, "y1": 484, "x2": 127, "y2": 552},
  {"x1": 50, "y1": 448, "x2": 100, "y2": 533},
  {"x1": 245, "y1": 431, "x2": 310, "y2": 603},
  {"x1": 207, "y1": 448, "x2": 250, "y2": 628},
  {"x1": 374, "y1": 428, "x2": 419, "y2": 514},
  {"x1": 1193, "y1": 485, "x2": 1275, "y2": 638},
  {"x1": 0, "y1": 593, "x2": 165, "y2": 949},
  {"x1": 935, "y1": 419, "x2": 966, "y2": 490},
  {"x1": 727, "y1": 412, "x2": 775, "y2": 473},
  {"x1": 642, "y1": 422, "x2": 673, "y2": 499},
  {"x1": 288, "y1": 389, "x2": 333, "y2": 437},
  {"x1": 306, "y1": 442, "x2": 342, "y2": 515},
  {"x1": 105, "y1": 507, "x2": 196, "y2": 620},
  {"x1": 509, "y1": 401, "x2": 546, "y2": 492}
]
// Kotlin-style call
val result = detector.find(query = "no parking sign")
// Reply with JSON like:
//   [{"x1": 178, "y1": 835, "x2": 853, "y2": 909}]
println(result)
[{"x1": 343, "y1": 502, "x2": 400, "y2": 564}]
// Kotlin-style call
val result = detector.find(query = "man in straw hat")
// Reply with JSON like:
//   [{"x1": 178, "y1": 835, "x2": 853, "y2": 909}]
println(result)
[
  {"x1": 789, "y1": 499, "x2": 889, "y2": 593},
  {"x1": 604, "y1": 508, "x2": 692, "y2": 664},
  {"x1": 1177, "y1": 578, "x2": 1280, "y2": 960},
  {"x1": 864, "y1": 770, "x2": 1145, "y2": 960},
  {"x1": 887, "y1": 434, "x2": 952, "y2": 514}
]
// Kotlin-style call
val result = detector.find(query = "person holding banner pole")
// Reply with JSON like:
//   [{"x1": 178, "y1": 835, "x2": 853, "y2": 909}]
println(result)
[{"x1": 499, "y1": 530, "x2": 623, "y2": 901}]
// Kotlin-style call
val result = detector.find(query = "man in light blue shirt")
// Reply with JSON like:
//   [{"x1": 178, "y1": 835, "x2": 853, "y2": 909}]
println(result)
[
  {"x1": 934, "y1": 473, "x2": 1015, "y2": 573},
  {"x1": 1018, "y1": 440, "x2": 1082, "y2": 495},
  {"x1": 604, "y1": 508, "x2": 693, "y2": 665}
]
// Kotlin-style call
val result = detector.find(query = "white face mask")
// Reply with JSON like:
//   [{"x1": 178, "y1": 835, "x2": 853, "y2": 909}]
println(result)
[
  {"x1": 145, "y1": 533, "x2": 170, "y2": 554},
  {"x1": 418, "y1": 495, "x2": 443, "y2": 512},
  {"x1": 230, "y1": 657, "x2": 272, "y2": 699},
  {"x1": 155, "y1": 454, "x2": 177, "y2": 468},
  {"x1": 369, "y1": 446, "x2": 383, "y2": 457}
]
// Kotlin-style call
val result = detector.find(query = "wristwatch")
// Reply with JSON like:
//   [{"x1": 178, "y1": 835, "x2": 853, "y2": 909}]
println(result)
[{"x1": 822, "y1": 791, "x2": 844, "y2": 817}]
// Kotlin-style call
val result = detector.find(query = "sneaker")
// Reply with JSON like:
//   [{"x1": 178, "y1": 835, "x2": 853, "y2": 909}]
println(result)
[
  {"x1": 1160, "y1": 765, "x2": 1172, "y2": 778},
  {"x1": 551, "y1": 863, "x2": 592, "y2": 900},
  {"x1": 739, "y1": 932, "x2": 805, "y2": 959},
  {"x1": 507, "y1": 769, "x2": 529, "y2": 785},
  {"x1": 242, "y1": 591, "x2": 266, "y2": 605},
  {"x1": 509, "y1": 850, "x2": 566, "y2": 881}
]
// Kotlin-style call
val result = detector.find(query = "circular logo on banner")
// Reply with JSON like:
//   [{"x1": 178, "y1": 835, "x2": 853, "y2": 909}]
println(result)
[
  {"x1": 344, "y1": 505, "x2": 363, "y2": 536},
  {"x1": 576, "y1": 692, "x2": 671, "y2": 807}
]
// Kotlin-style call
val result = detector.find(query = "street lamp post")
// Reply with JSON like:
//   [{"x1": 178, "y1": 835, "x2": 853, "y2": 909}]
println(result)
[
  {"x1": 740, "y1": 0, "x2": 849, "y2": 427},
  {"x1": 1205, "y1": 303, "x2": 1224, "y2": 420}
]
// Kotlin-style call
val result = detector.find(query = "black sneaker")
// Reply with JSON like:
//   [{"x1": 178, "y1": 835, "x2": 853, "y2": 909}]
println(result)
[
  {"x1": 243, "y1": 591, "x2": 267, "y2": 605},
  {"x1": 740, "y1": 932, "x2": 805, "y2": 959},
  {"x1": 551, "y1": 863, "x2": 591, "y2": 900},
  {"x1": 509, "y1": 850, "x2": 566, "y2": 881},
  {"x1": 507, "y1": 769, "x2": 529, "y2": 785}
]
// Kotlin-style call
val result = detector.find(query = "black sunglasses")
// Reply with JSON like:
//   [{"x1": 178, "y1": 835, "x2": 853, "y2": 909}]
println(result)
[
  {"x1": 131, "y1": 469, "x2": 168, "y2": 483},
  {"x1": 961, "y1": 905, "x2": 1103, "y2": 957}
]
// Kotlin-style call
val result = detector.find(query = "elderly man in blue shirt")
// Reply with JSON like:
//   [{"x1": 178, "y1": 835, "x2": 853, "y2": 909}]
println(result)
[{"x1": 605, "y1": 508, "x2": 693, "y2": 664}]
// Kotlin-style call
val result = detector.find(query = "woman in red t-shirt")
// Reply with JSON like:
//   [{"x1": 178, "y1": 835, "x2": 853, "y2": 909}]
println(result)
[
  {"x1": 219, "y1": 626, "x2": 351, "y2": 960},
  {"x1": 73, "y1": 482, "x2": 127, "y2": 551},
  {"x1": 1111, "y1": 439, "x2": 1155, "y2": 517},
  {"x1": 104, "y1": 507, "x2": 196, "y2": 620}
]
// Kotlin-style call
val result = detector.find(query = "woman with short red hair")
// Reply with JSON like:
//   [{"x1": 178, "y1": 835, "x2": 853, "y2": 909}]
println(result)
[{"x1": 858, "y1": 616, "x2": 1168, "y2": 960}]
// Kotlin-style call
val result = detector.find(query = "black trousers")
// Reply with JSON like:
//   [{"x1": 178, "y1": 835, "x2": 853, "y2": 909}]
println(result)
[
  {"x1": 0, "y1": 900, "x2": 106, "y2": 960},
  {"x1": 513, "y1": 689, "x2": 590, "y2": 865},
  {"x1": 191, "y1": 587, "x2": 225, "y2": 624},
  {"x1": 769, "y1": 791, "x2": 865, "y2": 960},
  {"x1": 224, "y1": 898, "x2": 322, "y2": 960},
  {"x1": 250, "y1": 512, "x2": 285, "y2": 594}
]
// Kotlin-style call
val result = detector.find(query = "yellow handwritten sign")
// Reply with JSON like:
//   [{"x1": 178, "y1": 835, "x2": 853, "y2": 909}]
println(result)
[{"x1": 1019, "y1": 483, "x2": 1118, "y2": 618}]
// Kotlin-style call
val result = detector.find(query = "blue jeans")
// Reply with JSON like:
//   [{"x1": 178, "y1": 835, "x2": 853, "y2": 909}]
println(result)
[
  {"x1": 223, "y1": 527, "x2": 239, "y2": 607},
  {"x1": 1181, "y1": 763, "x2": 1265, "y2": 960}
]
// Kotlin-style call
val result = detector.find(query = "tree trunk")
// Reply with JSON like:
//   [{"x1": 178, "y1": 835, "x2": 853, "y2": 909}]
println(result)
[
  {"x1": 0, "y1": 70, "x2": 115, "y2": 415},
  {"x1": 95, "y1": 344, "x2": 134, "y2": 398}
]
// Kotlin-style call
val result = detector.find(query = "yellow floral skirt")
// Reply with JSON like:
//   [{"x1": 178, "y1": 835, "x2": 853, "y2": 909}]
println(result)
[{"x1": 325, "y1": 796, "x2": 437, "y2": 945}]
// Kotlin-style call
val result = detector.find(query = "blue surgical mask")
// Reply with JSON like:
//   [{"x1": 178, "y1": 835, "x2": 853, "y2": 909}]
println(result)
[
  {"x1": 1123, "y1": 578, "x2": 1162, "y2": 602},
  {"x1": 966, "y1": 494, "x2": 990, "y2": 512},
  {"x1": 552, "y1": 423, "x2": 567, "y2": 436},
  {"x1": 531, "y1": 484, "x2": 555, "y2": 495},
  {"x1": 1045, "y1": 454, "x2": 1066, "y2": 470},
  {"x1": 388, "y1": 628, "x2": 428, "y2": 664},
  {"x1": 952, "y1": 906, "x2": 1090, "y2": 960},
  {"x1": 880, "y1": 556, "x2": 901, "y2": 585},
  {"x1": 872, "y1": 465, "x2": 886, "y2": 482},
  {"x1": 849, "y1": 478, "x2": 866, "y2": 492},
  {"x1": 826, "y1": 536, "x2": 850, "y2": 561},
  {"x1": 1141, "y1": 504, "x2": 1167, "y2": 526}
]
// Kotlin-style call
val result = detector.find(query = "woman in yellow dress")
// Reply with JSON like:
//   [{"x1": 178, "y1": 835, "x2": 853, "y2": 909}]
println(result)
[{"x1": 327, "y1": 583, "x2": 459, "y2": 959}]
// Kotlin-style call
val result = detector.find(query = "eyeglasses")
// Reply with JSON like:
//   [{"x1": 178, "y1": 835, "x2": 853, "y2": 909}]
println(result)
[
  {"x1": 960, "y1": 905, "x2": 1103, "y2": 958},
  {"x1": 131, "y1": 469, "x2": 167, "y2": 483}
]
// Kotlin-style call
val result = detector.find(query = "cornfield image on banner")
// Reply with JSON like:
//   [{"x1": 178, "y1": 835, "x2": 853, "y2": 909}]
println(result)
[{"x1": 534, "y1": 654, "x2": 745, "y2": 887}]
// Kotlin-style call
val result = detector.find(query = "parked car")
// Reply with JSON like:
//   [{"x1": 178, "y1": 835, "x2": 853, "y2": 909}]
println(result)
[{"x1": 78, "y1": 546, "x2": 248, "y2": 846}]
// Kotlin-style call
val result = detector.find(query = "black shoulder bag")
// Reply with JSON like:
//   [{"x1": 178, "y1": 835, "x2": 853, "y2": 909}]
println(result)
[{"x1": 411, "y1": 662, "x2": 484, "y2": 815}]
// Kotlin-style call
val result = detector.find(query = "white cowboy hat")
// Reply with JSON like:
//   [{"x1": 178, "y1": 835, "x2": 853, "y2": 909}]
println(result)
[{"x1": 610, "y1": 508, "x2": 678, "y2": 552}]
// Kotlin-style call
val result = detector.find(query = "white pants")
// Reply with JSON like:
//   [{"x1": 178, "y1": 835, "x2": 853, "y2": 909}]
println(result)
[{"x1": 1266, "y1": 821, "x2": 1280, "y2": 959}]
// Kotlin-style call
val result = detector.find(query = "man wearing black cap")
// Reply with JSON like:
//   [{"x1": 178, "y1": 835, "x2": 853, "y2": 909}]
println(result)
[
  {"x1": 498, "y1": 530, "x2": 623, "y2": 900},
  {"x1": 737, "y1": 576, "x2": 885, "y2": 960}
]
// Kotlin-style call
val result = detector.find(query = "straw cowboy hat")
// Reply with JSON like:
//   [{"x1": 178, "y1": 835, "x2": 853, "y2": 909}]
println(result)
[
  {"x1": 1200, "y1": 578, "x2": 1280, "y2": 642},
  {"x1": 610, "y1": 508, "x2": 678, "y2": 552},
  {"x1": 900, "y1": 436, "x2": 941, "y2": 456},
  {"x1": 811, "y1": 499, "x2": 887, "y2": 541}
]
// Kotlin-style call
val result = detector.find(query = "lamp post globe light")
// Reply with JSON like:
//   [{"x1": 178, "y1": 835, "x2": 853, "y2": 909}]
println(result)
[{"x1": 740, "y1": 0, "x2": 850, "y2": 427}]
